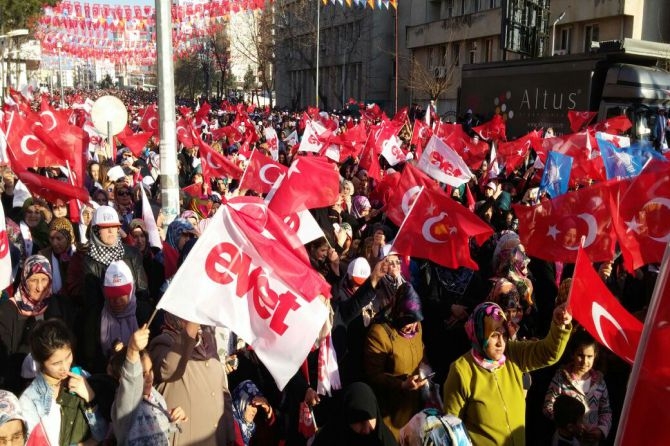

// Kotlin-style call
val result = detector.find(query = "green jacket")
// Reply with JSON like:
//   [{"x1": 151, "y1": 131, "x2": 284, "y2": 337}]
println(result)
[{"x1": 443, "y1": 321, "x2": 571, "y2": 446}]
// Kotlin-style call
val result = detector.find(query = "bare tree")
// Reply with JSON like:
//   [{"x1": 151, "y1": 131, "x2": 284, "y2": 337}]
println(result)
[{"x1": 404, "y1": 51, "x2": 456, "y2": 104}]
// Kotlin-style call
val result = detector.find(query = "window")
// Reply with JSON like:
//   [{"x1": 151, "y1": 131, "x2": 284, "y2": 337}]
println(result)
[
  {"x1": 452, "y1": 42, "x2": 460, "y2": 66},
  {"x1": 446, "y1": 0, "x2": 454, "y2": 17},
  {"x1": 560, "y1": 28, "x2": 570, "y2": 53},
  {"x1": 469, "y1": 41, "x2": 477, "y2": 63},
  {"x1": 485, "y1": 38, "x2": 493, "y2": 62},
  {"x1": 584, "y1": 24, "x2": 599, "y2": 51}
]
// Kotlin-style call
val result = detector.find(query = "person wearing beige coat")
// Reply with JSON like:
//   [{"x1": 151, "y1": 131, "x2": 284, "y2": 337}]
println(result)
[{"x1": 150, "y1": 315, "x2": 235, "y2": 445}]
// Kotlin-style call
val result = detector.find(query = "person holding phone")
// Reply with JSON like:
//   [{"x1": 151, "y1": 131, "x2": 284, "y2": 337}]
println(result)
[{"x1": 19, "y1": 319, "x2": 107, "y2": 446}]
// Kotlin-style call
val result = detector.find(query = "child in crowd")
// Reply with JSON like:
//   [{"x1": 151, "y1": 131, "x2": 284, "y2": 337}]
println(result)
[{"x1": 551, "y1": 394, "x2": 585, "y2": 446}]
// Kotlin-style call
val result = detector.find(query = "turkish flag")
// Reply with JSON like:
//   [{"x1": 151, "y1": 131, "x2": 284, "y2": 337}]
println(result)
[
  {"x1": 392, "y1": 187, "x2": 492, "y2": 269},
  {"x1": 3, "y1": 111, "x2": 63, "y2": 171},
  {"x1": 39, "y1": 98, "x2": 72, "y2": 132},
  {"x1": 211, "y1": 125, "x2": 242, "y2": 144},
  {"x1": 417, "y1": 135, "x2": 474, "y2": 187},
  {"x1": 513, "y1": 181, "x2": 617, "y2": 263},
  {"x1": 267, "y1": 156, "x2": 340, "y2": 217},
  {"x1": 156, "y1": 197, "x2": 331, "y2": 389},
  {"x1": 385, "y1": 163, "x2": 440, "y2": 226},
  {"x1": 197, "y1": 137, "x2": 243, "y2": 181},
  {"x1": 139, "y1": 103, "x2": 159, "y2": 136},
  {"x1": 26, "y1": 419, "x2": 49, "y2": 446},
  {"x1": 615, "y1": 243, "x2": 670, "y2": 445},
  {"x1": 590, "y1": 115, "x2": 632, "y2": 135},
  {"x1": 194, "y1": 101, "x2": 211, "y2": 126},
  {"x1": 497, "y1": 130, "x2": 543, "y2": 173},
  {"x1": 328, "y1": 122, "x2": 366, "y2": 160},
  {"x1": 539, "y1": 132, "x2": 605, "y2": 186},
  {"x1": 410, "y1": 119, "x2": 433, "y2": 160},
  {"x1": 442, "y1": 124, "x2": 490, "y2": 170},
  {"x1": 240, "y1": 149, "x2": 288, "y2": 194},
  {"x1": 472, "y1": 114, "x2": 507, "y2": 141},
  {"x1": 568, "y1": 110, "x2": 597, "y2": 133},
  {"x1": 116, "y1": 125, "x2": 152, "y2": 157},
  {"x1": 176, "y1": 117, "x2": 196, "y2": 148},
  {"x1": 392, "y1": 106, "x2": 409, "y2": 126},
  {"x1": 17, "y1": 171, "x2": 90, "y2": 204},
  {"x1": 609, "y1": 163, "x2": 670, "y2": 273},
  {"x1": 568, "y1": 246, "x2": 642, "y2": 363}
]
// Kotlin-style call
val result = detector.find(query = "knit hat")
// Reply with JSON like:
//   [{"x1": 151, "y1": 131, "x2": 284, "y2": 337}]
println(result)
[
  {"x1": 48, "y1": 217, "x2": 75, "y2": 245},
  {"x1": 92, "y1": 206, "x2": 122, "y2": 228},
  {"x1": 0, "y1": 389, "x2": 26, "y2": 430},
  {"x1": 347, "y1": 257, "x2": 371, "y2": 286},
  {"x1": 103, "y1": 260, "x2": 134, "y2": 300}
]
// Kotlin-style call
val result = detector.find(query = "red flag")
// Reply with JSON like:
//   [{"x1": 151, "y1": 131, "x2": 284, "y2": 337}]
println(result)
[
  {"x1": 116, "y1": 125, "x2": 152, "y2": 157},
  {"x1": 590, "y1": 115, "x2": 632, "y2": 135},
  {"x1": 392, "y1": 187, "x2": 492, "y2": 269},
  {"x1": 240, "y1": 150, "x2": 288, "y2": 194},
  {"x1": 385, "y1": 163, "x2": 439, "y2": 226},
  {"x1": 392, "y1": 106, "x2": 409, "y2": 125},
  {"x1": 538, "y1": 132, "x2": 605, "y2": 186},
  {"x1": 442, "y1": 125, "x2": 490, "y2": 170},
  {"x1": 497, "y1": 130, "x2": 542, "y2": 173},
  {"x1": 268, "y1": 156, "x2": 340, "y2": 217},
  {"x1": 197, "y1": 137, "x2": 243, "y2": 181},
  {"x1": 513, "y1": 181, "x2": 617, "y2": 263},
  {"x1": 26, "y1": 419, "x2": 49, "y2": 446},
  {"x1": 615, "y1": 243, "x2": 670, "y2": 445},
  {"x1": 3, "y1": 111, "x2": 62, "y2": 170},
  {"x1": 472, "y1": 114, "x2": 507, "y2": 141},
  {"x1": 17, "y1": 171, "x2": 90, "y2": 204},
  {"x1": 176, "y1": 117, "x2": 196, "y2": 148},
  {"x1": 0, "y1": 201, "x2": 12, "y2": 290},
  {"x1": 568, "y1": 246, "x2": 642, "y2": 363},
  {"x1": 410, "y1": 119, "x2": 433, "y2": 160},
  {"x1": 609, "y1": 164, "x2": 670, "y2": 273},
  {"x1": 139, "y1": 103, "x2": 159, "y2": 135},
  {"x1": 567, "y1": 110, "x2": 597, "y2": 133},
  {"x1": 194, "y1": 101, "x2": 211, "y2": 125}
]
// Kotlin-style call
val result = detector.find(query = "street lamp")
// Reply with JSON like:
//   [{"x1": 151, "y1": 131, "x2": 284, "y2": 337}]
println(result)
[
  {"x1": 56, "y1": 41, "x2": 64, "y2": 108},
  {"x1": 551, "y1": 11, "x2": 566, "y2": 56}
]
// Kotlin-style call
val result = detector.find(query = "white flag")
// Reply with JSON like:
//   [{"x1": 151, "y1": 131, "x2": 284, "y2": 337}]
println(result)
[
  {"x1": 263, "y1": 127, "x2": 279, "y2": 160},
  {"x1": 417, "y1": 135, "x2": 473, "y2": 187},
  {"x1": 157, "y1": 202, "x2": 329, "y2": 389},
  {"x1": 140, "y1": 185, "x2": 162, "y2": 249},
  {"x1": 0, "y1": 201, "x2": 12, "y2": 291},
  {"x1": 380, "y1": 134, "x2": 406, "y2": 166},
  {"x1": 283, "y1": 130, "x2": 299, "y2": 147},
  {"x1": 282, "y1": 209, "x2": 325, "y2": 245},
  {"x1": 299, "y1": 120, "x2": 328, "y2": 153}
]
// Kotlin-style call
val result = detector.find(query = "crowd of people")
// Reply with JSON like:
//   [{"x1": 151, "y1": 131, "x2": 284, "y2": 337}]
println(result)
[{"x1": 0, "y1": 88, "x2": 660, "y2": 446}]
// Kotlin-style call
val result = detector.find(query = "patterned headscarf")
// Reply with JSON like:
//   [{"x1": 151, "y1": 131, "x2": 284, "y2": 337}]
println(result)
[
  {"x1": 11, "y1": 255, "x2": 53, "y2": 317},
  {"x1": 351, "y1": 195, "x2": 371, "y2": 219},
  {"x1": 166, "y1": 218, "x2": 197, "y2": 251},
  {"x1": 232, "y1": 380, "x2": 263, "y2": 445},
  {"x1": 389, "y1": 283, "x2": 423, "y2": 330},
  {"x1": 464, "y1": 302, "x2": 508, "y2": 371},
  {"x1": 0, "y1": 389, "x2": 26, "y2": 432},
  {"x1": 48, "y1": 217, "x2": 76, "y2": 247},
  {"x1": 89, "y1": 226, "x2": 125, "y2": 266}
]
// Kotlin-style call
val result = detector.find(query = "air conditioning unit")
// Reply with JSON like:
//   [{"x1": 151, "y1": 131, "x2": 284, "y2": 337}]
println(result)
[
  {"x1": 554, "y1": 49, "x2": 567, "y2": 55},
  {"x1": 433, "y1": 66, "x2": 447, "y2": 78}
]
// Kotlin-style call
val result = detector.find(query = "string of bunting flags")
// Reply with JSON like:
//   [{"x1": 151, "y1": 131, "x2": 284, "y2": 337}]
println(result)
[
  {"x1": 321, "y1": 0, "x2": 398, "y2": 9},
  {"x1": 36, "y1": 0, "x2": 270, "y2": 64}
]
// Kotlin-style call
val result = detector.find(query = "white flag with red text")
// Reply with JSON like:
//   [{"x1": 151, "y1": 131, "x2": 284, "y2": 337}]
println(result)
[
  {"x1": 282, "y1": 209, "x2": 325, "y2": 245},
  {"x1": 417, "y1": 135, "x2": 474, "y2": 187},
  {"x1": 380, "y1": 134, "x2": 406, "y2": 166},
  {"x1": 299, "y1": 120, "x2": 329, "y2": 153},
  {"x1": 157, "y1": 197, "x2": 331, "y2": 389},
  {"x1": 264, "y1": 127, "x2": 280, "y2": 160}
]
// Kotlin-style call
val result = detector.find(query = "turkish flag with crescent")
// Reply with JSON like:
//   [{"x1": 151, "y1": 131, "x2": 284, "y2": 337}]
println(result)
[
  {"x1": 472, "y1": 114, "x2": 507, "y2": 141},
  {"x1": 156, "y1": 197, "x2": 331, "y2": 389},
  {"x1": 567, "y1": 110, "x2": 597, "y2": 133},
  {"x1": 197, "y1": 137, "x2": 243, "y2": 181},
  {"x1": 240, "y1": 149, "x2": 288, "y2": 194},
  {"x1": 568, "y1": 246, "x2": 642, "y2": 363},
  {"x1": 615, "y1": 243, "x2": 670, "y2": 445},
  {"x1": 590, "y1": 115, "x2": 633, "y2": 135},
  {"x1": 139, "y1": 103, "x2": 159, "y2": 136},
  {"x1": 609, "y1": 162, "x2": 670, "y2": 273},
  {"x1": 176, "y1": 117, "x2": 196, "y2": 148},
  {"x1": 442, "y1": 124, "x2": 491, "y2": 171},
  {"x1": 268, "y1": 156, "x2": 340, "y2": 217},
  {"x1": 497, "y1": 130, "x2": 543, "y2": 173},
  {"x1": 3, "y1": 111, "x2": 64, "y2": 171},
  {"x1": 385, "y1": 163, "x2": 440, "y2": 226},
  {"x1": 392, "y1": 187, "x2": 492, "y2": 269},
  {"x1": 513, "y1": 181, "x2": 617, "y2": 263}
]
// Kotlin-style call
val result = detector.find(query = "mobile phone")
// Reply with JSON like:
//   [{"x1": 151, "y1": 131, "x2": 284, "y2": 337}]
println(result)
[{"x1": 70, "y1": 366, "x2": 82, "y2": 376}]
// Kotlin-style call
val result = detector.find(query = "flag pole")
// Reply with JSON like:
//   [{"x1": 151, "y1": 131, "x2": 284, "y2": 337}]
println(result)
[
  {"x1": 389, "y1": 186, "x2": 424, "y2": 254},
  {"x1": 394, "y1": 2, "x2": 398, "y2": 115},
  {"x1": 315, "y1": 0, "x2": 321, "y2": 108},
  {"x1": 614, "y1": 241, "x2": 670, "y2": 445}
]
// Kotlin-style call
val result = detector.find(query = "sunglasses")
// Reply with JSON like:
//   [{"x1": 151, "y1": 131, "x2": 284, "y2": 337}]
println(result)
[{"x1": 116, "y1": 190, "x2": 131, "y2": 197}]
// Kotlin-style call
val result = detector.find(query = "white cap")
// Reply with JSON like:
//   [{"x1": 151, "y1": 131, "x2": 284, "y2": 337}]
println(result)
[
  {"x1": 380, "y1": 243, "x2": 399, "y2": 259},
  {"x1": 486, "y1": 181, "x2": 497, "y2": 190},
  {"x1": 106, "y1": 165, "x2": 125, "y2": 182},
  {"x1": 92, "y1": 205, "x2": 121, "y2": 228},
  {"x1": 347, "y1": 257, "x2": 371, "y2": 285}
]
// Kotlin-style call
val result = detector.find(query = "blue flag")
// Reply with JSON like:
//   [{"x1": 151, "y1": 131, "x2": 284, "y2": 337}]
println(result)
[
  {"x1": 596, "y1": 132, "x2": 665, "y2": 180},
  {"x1": 539, "y1": 151, "x2": 572, "y2": 198}
]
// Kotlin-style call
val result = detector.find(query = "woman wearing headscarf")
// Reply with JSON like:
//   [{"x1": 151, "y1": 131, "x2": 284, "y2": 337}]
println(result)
[
  {"x1": 399, "y1": 408, "x2": 472, "y2": 446},
  {"x1": 98, "y1": 260, "x2": 139, "y2": 357},
  {"x1": 364, "y1": 283, "x2": 427, "y2": 440},
  {"x1": 18, "y1": 198, "x2": 50, "y2": 256},
  {"x1": 312, "y1": 382, "x2": 396, "y2": 446},
  {"x1": 0, "y1": 389, "x2": 28, "y2": 445},
  {"x1": 442, "y1": 302, "x2": 572, "y2": 446},
  {"x1": 231, "y1": 380, "x2": 275, "y2": 446},
  {"x1": 149, "y1": 313, "x2": 235, "y2": 445},
  {"x1": 39, "y1": 217, "x2": 76, "y2": 297},
  {"x1": 350, "y1": 195, "x2": 373, "y2": 238},
  {"x1": 128, "y1": 218, "x2": 165, "y2": 302},
  {"x1": 81, "y1": 206, "x2": 149, "y2": 373},
  {"x1": 0, "y1": 255, "x2": 71, "y2": 394},
  {"x1": 162, "y1": 218, "x2": 198, "y2": 281}
]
